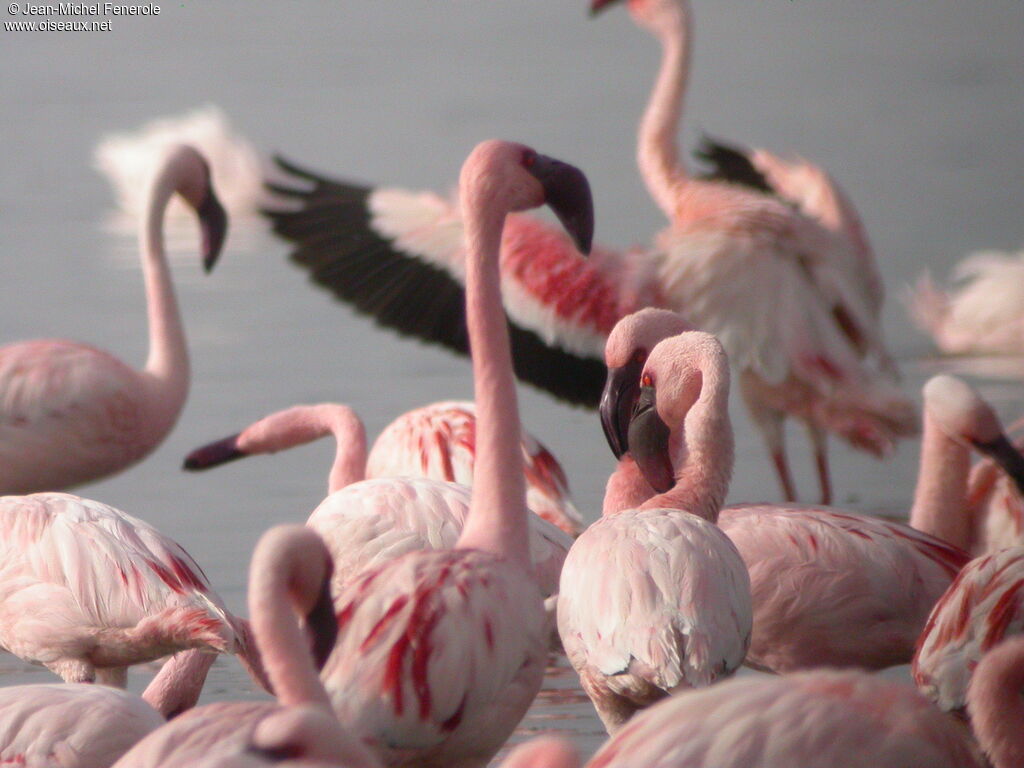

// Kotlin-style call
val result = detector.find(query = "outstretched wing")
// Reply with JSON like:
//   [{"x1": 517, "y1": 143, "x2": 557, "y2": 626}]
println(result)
[{"x1": 264, "y1": 157, "x2": 656, "y2": 407}]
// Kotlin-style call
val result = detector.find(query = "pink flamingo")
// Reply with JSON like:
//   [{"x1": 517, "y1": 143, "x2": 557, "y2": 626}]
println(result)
[
  {"x1": 318, "y1": 140, "x2": 594, "y2": 768},
  {"x1": 0, "y1": 492, "x2": 268, "y2": 695},
  {"x1": 913, "y1": 545, "x2": 1024, "y2": 716},
  {"x1": 558, "y1": 331, "x2": 752, "y2": 733},
  {"x1": 967, "y1": 635, "x2": 1024, "y2": 768},
  {"x1": 910, "y1": 247, "x2": 1024, "y2": 356},
  {"x1": 964, "y1": 417, "x2": 1024, "y2": 555},
  {"x1": 0, "y1": 144, "x2": 226, "y2": 496},
  {"x1": 184, "y1": 399, "x2": 583, "y2": 536},
  {"x1": 183, "y1": 405, "x2": 572, "y2": 598},
  {"x1": 497, "y1": 738, "x2": 579, "y2": 768},
  {"x1": 111, "y1": 525, "x2": 379, "y2": 768},
  {"x1": 584, "y1": 668, "x2": 982, "y2": 768},
  {"x1": 262, "y1": 3, "x2": 913, "y2": 507}
]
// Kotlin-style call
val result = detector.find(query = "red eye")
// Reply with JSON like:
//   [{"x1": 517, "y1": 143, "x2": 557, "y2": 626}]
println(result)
[
  {"x1": 642, "y1": 374, "x2": 653, "y2": 387},
  {"x1": 522, "y1": 149, "x2": 536, "y2": 168}
]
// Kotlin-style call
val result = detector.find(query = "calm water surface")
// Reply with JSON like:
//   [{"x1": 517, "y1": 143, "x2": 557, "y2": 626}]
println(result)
[{"x1": 1, "y1": 1, "x2": 1022, "y2": 761}]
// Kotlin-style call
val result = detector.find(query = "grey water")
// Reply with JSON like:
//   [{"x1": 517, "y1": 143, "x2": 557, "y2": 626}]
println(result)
[{"x1": 1, "y1": 1, "x2": 1022, "y2": 761}]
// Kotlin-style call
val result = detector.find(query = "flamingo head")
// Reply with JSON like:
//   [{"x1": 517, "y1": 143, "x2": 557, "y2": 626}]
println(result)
[
  {"x1": 601, "y1": 309, "x2": 690, "y2": 458},
  {"x1": 628, "y1": 331, "x2": 726, "y2": 493},
  {"x1": 163, "y1": 143, "x2": 228, "y2": 273},
  {"x1": 590, "y1": 0, "x2": 688, "y2": 36},
  {"x1": 924, "y1": 375, "x2": 1024, "y2": 496},
  {"x1": 460, "y1": 139, "x2": 594, "y2": 255}
]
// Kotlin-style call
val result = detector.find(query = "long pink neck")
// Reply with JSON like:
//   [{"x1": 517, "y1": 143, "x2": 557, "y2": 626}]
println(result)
[
  {"x1": 967, "y1": 637, "x2": 1024, "y2": 768},
  {"x1": 139, "y1": 165, "x2": 190, "y2": 440},
  {"x1": 908, "y1": 411, "x2": 972, "y2": 550},
  {"x1": 640, "y1": 356, "x2": 732, "y2": 524},
  {"x1": 140, "y1": 648, "x2": 215, "y2": 718},
  {"x1": 239, "y1": 405, "x2": 367, "y2": 494},
  {"x1": 602, "y1": 456, "x2": 655, "y2": 516},
  {"x1": 637, "y1": 1, "x2": 692, "y2": 218},
  {"x1": 454, "y1": 200, "x2": 530, "y2": 569},
  {"x1": 249, "y1": 533, "x2": 332, "y2": 709}
]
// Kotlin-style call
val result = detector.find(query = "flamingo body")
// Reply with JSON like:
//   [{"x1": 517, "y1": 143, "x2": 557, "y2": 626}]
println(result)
[
  {"x1": 0, "y1": 683, "x2": 164, "y2": 768},
  {"x1": 585, "y1": 668, "x2": 980, "y2": 768},
  {"x1": 718, "y1": 504, "x2": 968, "y2": 672},
  {"x1": 306, "y1": 477, "x2": 569, "y2": 598},
  {"x1": 557, "y1": 508, "x2": 750, "y2": 731},
  {"x1": 0, "y1": 492, "x2": 242, "y2": 684},
  {"x1": 367, "y1": 400, "x2": 583, "y2": 536},
  {"x1": 913, "y1": 545, "x2": 1024, "y2": 713},
  {"x1": 324, "y1": 548, "x2": 548, "y2": 768}
]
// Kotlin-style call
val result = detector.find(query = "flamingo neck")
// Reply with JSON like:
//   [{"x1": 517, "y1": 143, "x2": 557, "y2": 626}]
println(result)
[
  {"x1": 141, "y1": 648, "x2": 215, "y2": 718},
  {"x1": 325, "y1": 407, "x2": 369, "y2": 493},
  {"x1": 602, "y1": 455, "x2": 655, "y2": 516},
  {"x1": 642, "y1": 359, "x2": 732, "y2": 524},
  {"x1": 909, "y1": 412, "x2": 972, "y2": 550},
  {"x1": 139, "y1": 169, "x2": 190, "y2": 437},
  {"x1": 455, "y1": 202, "x2": 530, "y2": 569},
  {"x1": 249, "y1": 541, "x2": 331, "y2": 709},
  {"x1": 637, "y1": 1, "x2": 692, "y2": 218},
  {"x1": 968, "y1": 639, "x2": 1024, "y2": 768}
]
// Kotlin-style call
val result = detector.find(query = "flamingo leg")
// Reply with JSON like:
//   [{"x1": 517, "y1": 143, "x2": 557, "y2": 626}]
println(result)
[
  {"x1": 741, "y1": 375, "x2": 797, "y2": 502},
  {"x1": 806, "y1": 423, "x2": 832, "y2": 506},
  {"x1": 771, "y1": 448, "x2": 798, "y2": 503}
]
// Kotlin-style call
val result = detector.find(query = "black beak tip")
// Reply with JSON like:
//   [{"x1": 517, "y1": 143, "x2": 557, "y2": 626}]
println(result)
[{"x1": 198, "y1": 189, "x2": 228, "y2": 273}]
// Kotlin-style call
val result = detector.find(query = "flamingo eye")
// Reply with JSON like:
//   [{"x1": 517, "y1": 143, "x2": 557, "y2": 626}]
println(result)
[
  {"x1": 521, "y1": 149, "x2": 537, "y2": 168},
  {"x1": 642, "y1": 374, "x2": 653, "y2": 387}
]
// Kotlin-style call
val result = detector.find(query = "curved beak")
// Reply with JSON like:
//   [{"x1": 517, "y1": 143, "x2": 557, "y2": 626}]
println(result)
[
  {"x1": 526, "y1": 154, "x2": 594, "y2": 255},
  {"x1": 306, "y1": 575, "x2": 338, "y2": 671},
  {"x1": 197, "y1": 188, "x2": 228, "y2": 273},
  {"x1": 182, "y1": 434, "x2": 245, "y2": 471},
  {"x1": 628, "y1": 385, "x2": 675, "y2": 493},
  {"x1": 975, "y1": 434, "x2": 1024, "y2": 498},
  {"x1": 600, "y1": 356, "x2": 646, "y2": 459},
  {"x1": 590, "y1": 0, "x2": 624, "y2": 17}
]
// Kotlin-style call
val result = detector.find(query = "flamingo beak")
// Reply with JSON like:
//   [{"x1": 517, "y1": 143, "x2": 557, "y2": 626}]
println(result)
[
  {"x1": 601, "y1": 356, "x2": 646, "y2": 459},
  {"x1": 526, "y1": 154, "x2": 594, "y2": 255},
  {"x1": 975, "y1": 434, "x2": 1024, "y2": 498},
  {"x1": 182, "y1": 434, "x2": 245, "y2": 471},
  {"x1": 306, "y1": 575, "x2": 338, "y2": 671},
  {"x1": 628, "y1": 385, "x2": 675, "y2": 493},
  {"x1": 197, "y1": 188, "x2": 228, "y2": 273},
  {"x1": 589, "y1": 0, "x2": 624, "y2": 17}
]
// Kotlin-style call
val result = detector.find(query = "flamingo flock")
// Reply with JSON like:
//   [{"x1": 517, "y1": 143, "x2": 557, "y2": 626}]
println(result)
[{"x1": 1, "y1": 3, "x2": 1023, "y2": 768}]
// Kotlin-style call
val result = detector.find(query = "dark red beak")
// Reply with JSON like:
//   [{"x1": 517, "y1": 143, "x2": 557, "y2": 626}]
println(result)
[
  {"x1": 183, "y1": 434, "x2": 245, "y2": 471},
  {"x1": 525, "y1": 154, "x2": 594, "y2": 255},
  {"x1": 197, "y1": 187, "x2": 228, "y2": 273},
  {"x1": 975, "y1": 434, "x2": 1024, "y2": 498},
  {"x1": 601, "y1": 356, "x2": 646, "y2": 459},
  {"x1": 590, "y1": 0, "x2": 624, "y2": 17},
  {"x1": 628, "y1": 385, "x2": 675, "y2": 493}
]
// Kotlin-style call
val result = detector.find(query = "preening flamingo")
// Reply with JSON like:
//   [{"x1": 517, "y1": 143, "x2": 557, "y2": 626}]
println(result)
[
  {"x1": 0, "y1": 683, "x2": 163, "y2": 767},
  {"x1": 262, "y1": 1, "x2": 913, "y2": 506},
  {"x1": 910, "y1": 247, "x2": 1024, "y2": 356},
  {"x1": 0, "y1": 492, "x2": 266, "y2": 694},
  {"x1": 112, "y1": 525, "x2": 377, "y2": 768},
  {"x1": 913, "y1": 545, "x2": 1024, "y2": 715},
  {"x1": 967, "y1": 635, "x2": 1024, "y2": 768},
  {"x1": 558, "y1": 331, "x2": 752, "y2": 733},
  {"x1": 183, "y1": 404, "x2": 572, "y2": 597},
  {"x1": 584, "y1": 669, "x2": 981, "y2": 768},
  {"x1": 600, "y1": 316, "x2": 1003, "y2": 671},
  {"x1": 184, "y1": 399, "x2": 583, "y2": 536},
  {"x1": 317, "y1": 140, "x2": 594, "y2": 768},
  {"x1": 0, "y1": 144, "x2": 226, "y2": 495},
  {"x1": 965, "y1": 417, "x2": 1024, "y2": 555}
]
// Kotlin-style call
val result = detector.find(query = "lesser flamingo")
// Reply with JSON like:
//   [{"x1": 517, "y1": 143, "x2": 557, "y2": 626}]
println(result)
[
  {"x1": 584, "y1": 669, "x2": 981, "y2": 768},
  {"x1": 317, "y1": 140, "x2": 593, "y2": 768},
  {"x1": 183, "y1": 404, "x2": 572, "y2": 598},
  {"x1": 0, "y1": 144, "x2": 226, "y2": 495},
  {"x1": 967, "y1": 635, "x2": 1024, "y2": 768},
  {"x1": 111, "y1": 525, "x2": 377, "y2": 768},
  {"x1": 262, "y1": 1, "x2": 914, "y2": 506},
  {"x1": 0, "y1": 492, "x2": 265, "y2": 695},
  {"x1": 913, "y1": 545, "x2": 1024, "y2": 716},
  {"x1": 558, "y1": 331, "x2": 752, "y2": 733},
  {"x1": 183, "y1": 399, "x2": 583, "y2": 536}
]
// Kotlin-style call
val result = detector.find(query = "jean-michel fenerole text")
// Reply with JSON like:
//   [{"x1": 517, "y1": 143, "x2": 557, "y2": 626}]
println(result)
[{"x1": 11, "y1": 3, "x2": 160, "y2": 15}]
